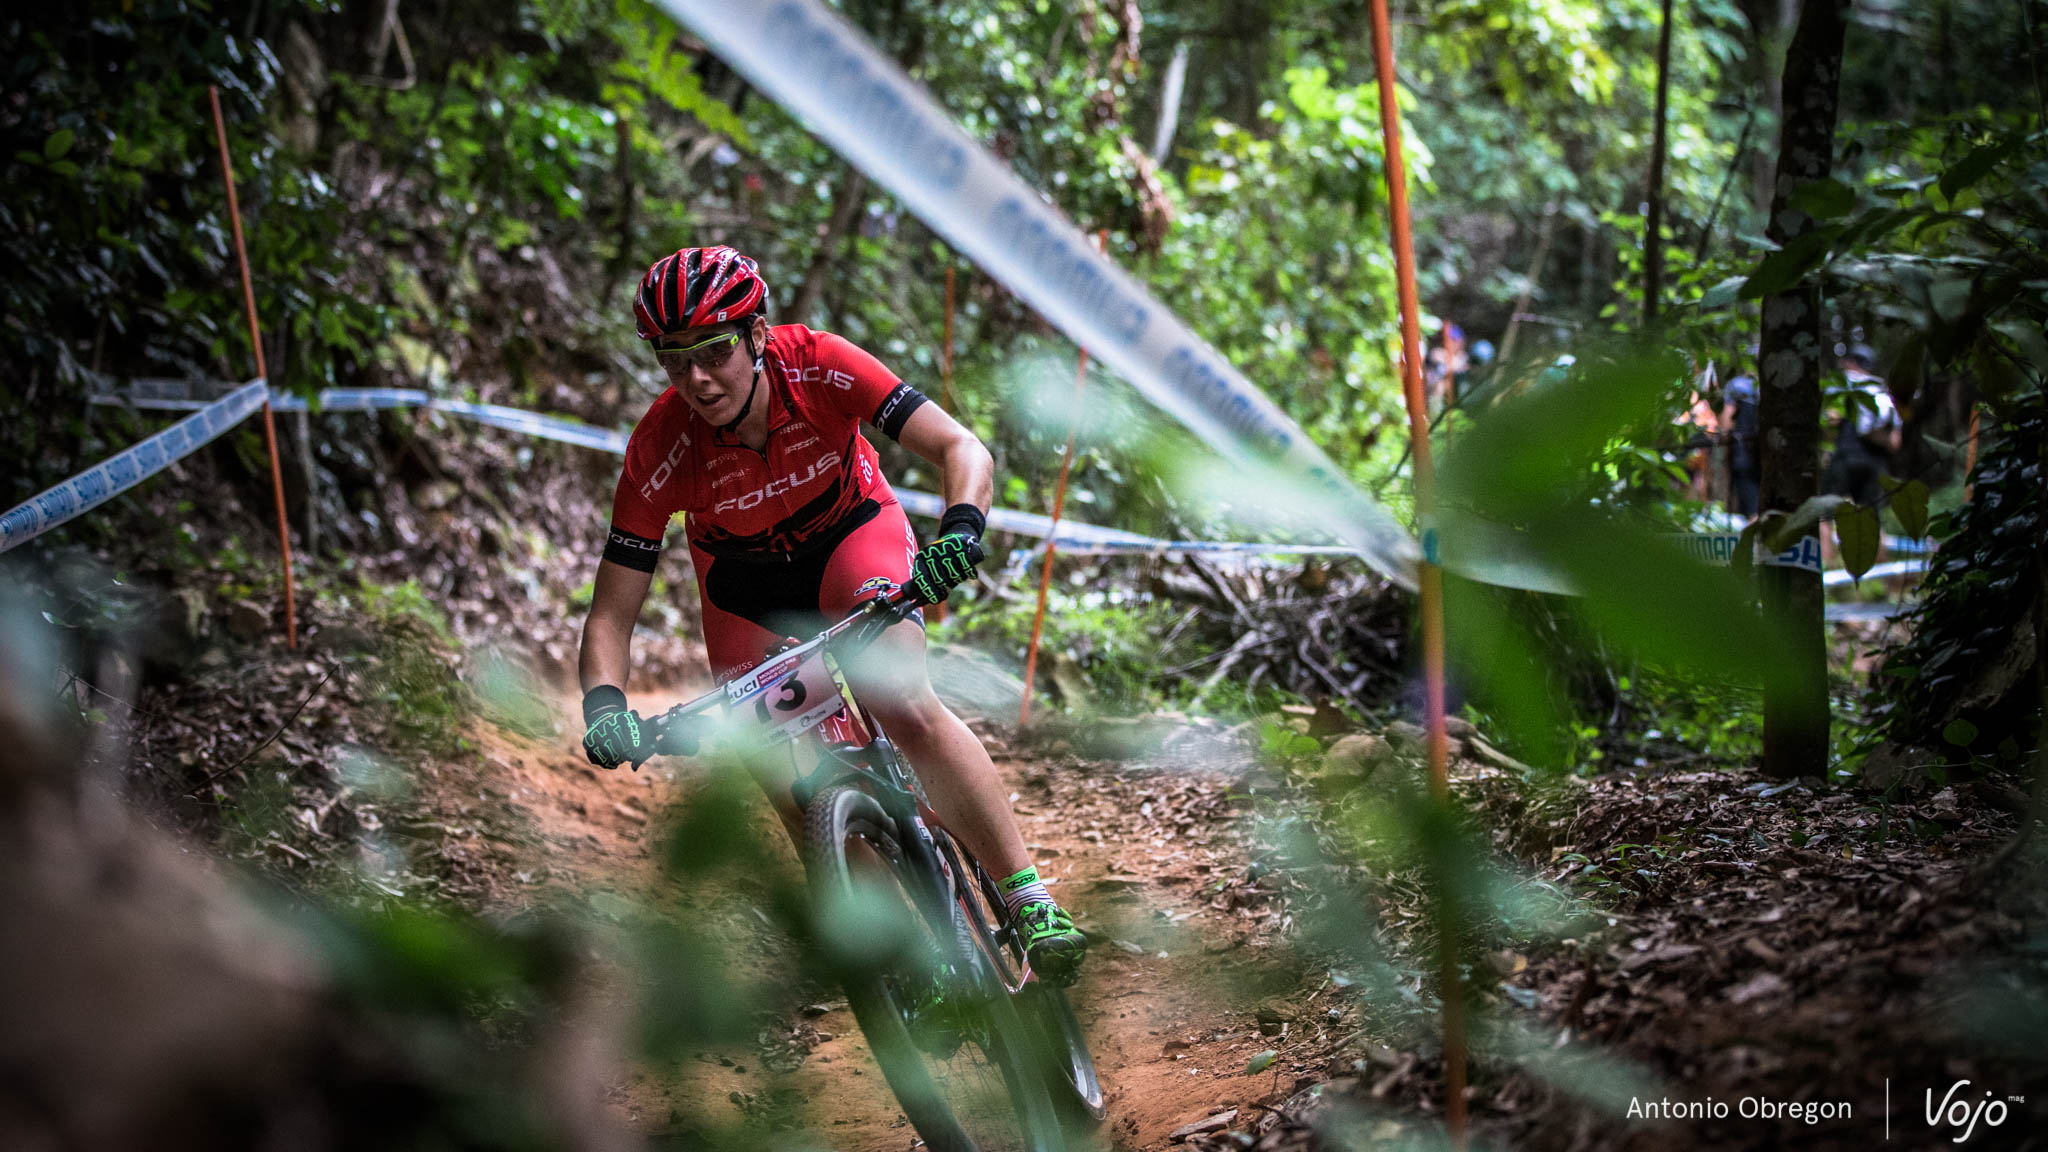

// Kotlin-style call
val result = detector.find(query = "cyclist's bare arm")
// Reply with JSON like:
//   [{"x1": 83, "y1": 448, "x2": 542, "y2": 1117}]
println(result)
[
  {"x1": 580, "y1": 558, "x2": 655, "y2": 693},
  {"x1": 895, "y1": 403, "x2": 993, "y2": 516}
]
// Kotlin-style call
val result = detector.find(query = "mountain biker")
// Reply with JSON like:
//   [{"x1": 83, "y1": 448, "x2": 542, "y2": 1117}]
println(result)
[{"x1": 575, "y1": 245, "x2": 1088, "y2": 985}]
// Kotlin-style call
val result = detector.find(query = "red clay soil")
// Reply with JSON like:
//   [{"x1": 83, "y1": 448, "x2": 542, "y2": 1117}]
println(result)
[
  {"x1": 431, "y1": 694, "x2": 1312, "y2": 1151},
  {"x1": 409, "y1": 692, "x2": 2047, "y2": 1152}
]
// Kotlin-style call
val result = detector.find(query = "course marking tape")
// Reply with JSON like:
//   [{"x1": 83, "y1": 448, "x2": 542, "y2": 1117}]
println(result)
[
  {"x1": 92, "y1": 387, "x2": 626, "y2": 454},
  {"x1": 893, "y1": 488, "x2": 1158, "y2": 547},
  {"x1": 66, "y1": 385, "x2": 1497, "y2": 572},
  {"x1": 1825, "y1": 600, "x2": 1917, "y2": 622},
  {"x1": 1688, "y1": 512, "x2": 1933, "y2": 557},
  {"x1": 428, "y1": 398, "x2": 629, "y2": 454},
  {"x1": 1673, "y1": 531, "x2": 1826, "y2": 575},
  {"x1": 1764, "y1": 535, "x2": 1824, "y2": 573},
  {"x1": 2, "y1": 379, "x2": 269, "y2": 554},
  {"x1": 1821, "y1": 558, "x2": 1927, "y2": 587},
  {"x1": 651, "y1": 0, "x2": 1420, "y2": 590},
  {"x1": 1021, "y1": 539, "x2": 1367, "y2": 559},
  {"x1": 1675, "y1": 532, "x2": 1745, "y2": 566},
  {"x1": 87, "y1": 385, "x2": 1180, "y2": 549}
]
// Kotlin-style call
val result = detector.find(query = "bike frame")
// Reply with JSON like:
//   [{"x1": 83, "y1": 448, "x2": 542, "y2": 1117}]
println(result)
[{"x1": 645, "y1": 590, "x2": 1038, "y2": 995}]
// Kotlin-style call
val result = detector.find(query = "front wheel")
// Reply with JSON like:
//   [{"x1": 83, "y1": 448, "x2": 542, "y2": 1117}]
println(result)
[
  {"x1": 945, "y1": 840, "x2": 1106, "y2": 1131},
  {"x1": 803, "y1": 783, "x2": 1064, "y2": 1152}
]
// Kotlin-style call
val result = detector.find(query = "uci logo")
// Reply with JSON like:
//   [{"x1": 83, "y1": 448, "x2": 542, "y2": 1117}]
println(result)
[{"x1": 1928, "y1": 1081, "x2": 2019, "y2": 1143}]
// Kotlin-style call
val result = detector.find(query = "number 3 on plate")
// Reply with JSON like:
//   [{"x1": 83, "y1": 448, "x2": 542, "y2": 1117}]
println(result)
[{"x1": 753, "y1": 674, "x2": 809, "y2": 725}]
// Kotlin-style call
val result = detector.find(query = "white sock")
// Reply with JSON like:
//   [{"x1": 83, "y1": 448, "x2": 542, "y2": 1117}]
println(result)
[{"x1": 1000, "y1": 865, "x2": 1053, "y2": 916}]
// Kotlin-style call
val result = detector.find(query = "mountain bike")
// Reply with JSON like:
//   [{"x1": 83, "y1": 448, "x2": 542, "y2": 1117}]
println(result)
[{"x1": 642, "y1": 586, "x2": 1104, "y2": 1152}]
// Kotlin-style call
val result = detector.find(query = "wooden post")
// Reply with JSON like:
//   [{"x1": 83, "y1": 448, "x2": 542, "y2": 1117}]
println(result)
[
  {"x1": 210, "y1": 85, "x2": 298, "y2": 649},
  {"x1": 1365, "y1": 2, "x2": 1464, "y2": 1141},
  {"x1": 1018, "y1": 232, "x2": 1107, "y2": 728}
]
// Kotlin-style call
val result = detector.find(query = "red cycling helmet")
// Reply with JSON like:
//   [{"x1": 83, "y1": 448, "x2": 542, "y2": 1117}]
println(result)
[{"x1": 634, "y1": 246, "x2": 768, "y2": 339}]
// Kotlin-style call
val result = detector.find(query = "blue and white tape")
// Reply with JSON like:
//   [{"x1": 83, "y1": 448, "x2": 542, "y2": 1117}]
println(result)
[
  {"x1": 893, "y1": 488, "x2": 1159, "y2": 548},
  {"x1": 1675, "y1": 532, "x2": 1746, "y2": 566},
  {"x1": 427, "y1": 398, "x2": 629, "y2": 455},
  {"x1": 650, "y1": 0, "x2": 1421, "y2": 590},
  {"x1": 1768, "y1": 535, "x2": 1824, "y2": 573},
  {"x1": 997, "y1": 537, "x2": 1378, "y2": 583},
  {"x1": 2, "y1": 379, "x2": 270, "y2": 554},
  {"x1": 90, "y1": 386, "x2": 630, "y2": 454},
  {"x1": 1821, "y1": 558, "x2": 1927, "y2": 587},
  {"x1": 91, "y1": 384, "x2": 430, "y2": 412},
  {"x1": 87, "y1": 384, "x2": 1182, "y2": 549},
  {"x1": 1673, "y1": 531, "x2": 1825, "y2": 574}
]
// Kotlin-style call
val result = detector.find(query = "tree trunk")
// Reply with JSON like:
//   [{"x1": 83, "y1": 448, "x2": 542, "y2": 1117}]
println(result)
[
  {"x1": 785, "y1": 166, "x2": 869, "y2": 328},
  {"x1": 1643, "y1": 0, "x2": 1676, "y2": 326},
  {"x1": 1758, "y1": 0, "x2": 1850, "y2": 780},
  {"x1": 1742, "y1": 0, "x2": 1800, "y2": 218}
]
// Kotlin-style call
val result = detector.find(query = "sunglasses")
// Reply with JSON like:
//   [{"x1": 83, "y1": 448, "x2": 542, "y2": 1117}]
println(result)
[{"x1": 653, "y1": 330, "x2": 743, "y2": 370}]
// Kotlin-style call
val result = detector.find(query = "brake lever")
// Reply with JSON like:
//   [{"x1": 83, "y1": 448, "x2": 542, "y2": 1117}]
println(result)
[
  {"x1": 643, "y1": 709, "x2": 705, "y2": 762},
  {"x1": 840, "y1": 589, "x2": 921, "y2": 654}
]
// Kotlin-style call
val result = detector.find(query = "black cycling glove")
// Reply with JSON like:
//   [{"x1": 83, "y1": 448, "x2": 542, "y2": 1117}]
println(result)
[
  {"x1": 582, "y1": 685, "x2": 654, "y2": 770},
  {"x1": 909, "y1": 504, "x2": 986, "y2": 604}
]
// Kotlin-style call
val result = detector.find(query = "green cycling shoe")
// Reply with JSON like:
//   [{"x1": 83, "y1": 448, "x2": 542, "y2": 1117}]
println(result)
[{"x1": 1015, "y1": 901, "x2": 1088, "y2": 987}]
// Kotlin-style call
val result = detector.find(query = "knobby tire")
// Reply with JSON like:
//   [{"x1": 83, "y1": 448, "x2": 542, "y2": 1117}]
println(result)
[
  {"x1": 803, "y1": 782, "x2": 1064, "y2": 1152},
  {"x1": 948, "y1": 833, "x2": 1106, "y2": 1131}
]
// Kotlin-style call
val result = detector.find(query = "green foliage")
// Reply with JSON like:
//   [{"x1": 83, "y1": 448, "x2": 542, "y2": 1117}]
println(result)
[
  {"x1": 938, "y1": 587, "x2": 1225, "y2": 716},
  {"x1": 467, "y1": 646, "x2": 560, "y2": 741},
  {"x1": 603, "y1": 0, "x2": 752, "y2": 145},
  {"x1": 1260, "y1": 720, "x2": 1328, "y2": 766},
  {"x1": 0, "y1": 0, "x2": 761, "y2": 515},
  {"x1": 1439, "y1": 340, "x2": 1785, "y2": 769},
  {"x1": 1151, "y1": 64, "x2": 1411, "y2": 485},
  {"x1": 1555, "y1": 839, "x2": 1677, "y2": 901},
  {"x1": 324, "y1": 577, "x2": 470, "y2": 748},
  {"x1": 1412, "y1": 0, "x2": 1753, "y2": 315},
  {"x1": 1587, "y1": 665, "x2": 1766, "y2": 770},
  {"x1": 1876, "y1": 378, "x2": 2043, "y2": 760},
  {"x1": 1, "y1": 2, "x2": 386, "y2": 435}
]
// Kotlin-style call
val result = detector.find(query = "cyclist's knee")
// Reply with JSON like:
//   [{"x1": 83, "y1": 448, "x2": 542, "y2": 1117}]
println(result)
[{"x1": 868, "y1": 689, "x2": 949, "y2": 745}]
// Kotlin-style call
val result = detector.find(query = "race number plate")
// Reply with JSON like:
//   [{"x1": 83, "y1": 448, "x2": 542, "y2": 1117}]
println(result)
[{"x1": 725, "y1": 643, "x2": 845, "y2": 744}]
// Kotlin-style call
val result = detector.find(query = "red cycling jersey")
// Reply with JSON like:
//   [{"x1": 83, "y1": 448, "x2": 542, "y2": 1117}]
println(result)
[{"x1": 605, "y1": 324, "x2": 928, "y2": 566}]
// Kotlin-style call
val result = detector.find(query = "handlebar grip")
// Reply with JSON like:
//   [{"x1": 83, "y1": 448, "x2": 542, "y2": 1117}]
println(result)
[{"x1": 648, "y1": 713, "x2": 703, "y2": 758}]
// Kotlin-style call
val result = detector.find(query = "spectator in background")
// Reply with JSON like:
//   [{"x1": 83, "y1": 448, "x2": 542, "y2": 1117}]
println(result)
[
  {"x1": 1678, "y1": 359, "x2": 1722, "y2": 504},
  {"x1": 1464, "y1": 338, "x2": 1495, "y2": 399},
  {"x1": 1723, "y1": 368, "x2": 1761, "y2": 518},
  {"x1": 1425, "y1": 322, "x2": 1468, "y2": 414},
  {"x1": 1823, "y1": 343, "x2": 1899, "y2": 507}
]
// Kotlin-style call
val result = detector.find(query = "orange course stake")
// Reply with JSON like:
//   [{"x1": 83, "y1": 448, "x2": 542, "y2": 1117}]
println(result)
[
  {"x1": 210, "y1": 85, "x2": 298, "y2": 650},
  {"x1": 1018, "y1": 232, "x2": 1108, "y2": 729},
  {"x1": 1365, "y1": 1, "x2": 1465, "y2": 1144}
]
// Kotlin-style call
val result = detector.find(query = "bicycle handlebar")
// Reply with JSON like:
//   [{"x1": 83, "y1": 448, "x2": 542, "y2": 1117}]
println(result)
[{"x1": 639, "y1": 583, "x2": 927, "y2": 761}]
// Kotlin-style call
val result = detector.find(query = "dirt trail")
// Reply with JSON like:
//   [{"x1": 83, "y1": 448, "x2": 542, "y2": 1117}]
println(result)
[{"x1": 440, "y1": 694, "x2": 1330, "y2": 1151}]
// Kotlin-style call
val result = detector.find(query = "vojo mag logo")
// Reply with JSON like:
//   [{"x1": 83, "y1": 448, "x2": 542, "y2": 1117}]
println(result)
[{"x1": 1927, "y1": 1080, "x2": 2022, "y2": 1144}]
